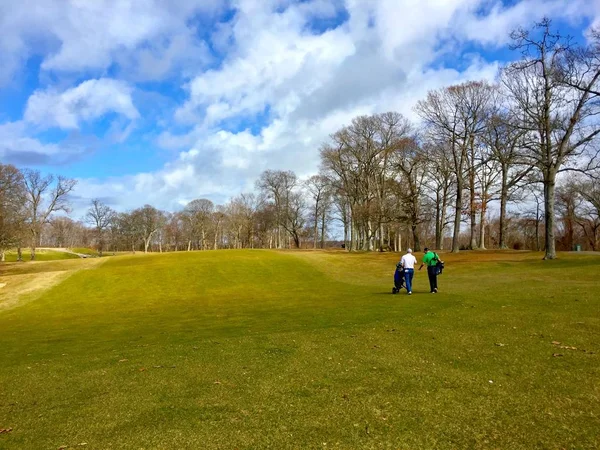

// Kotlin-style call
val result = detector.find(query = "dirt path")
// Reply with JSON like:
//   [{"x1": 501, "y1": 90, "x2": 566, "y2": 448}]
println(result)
[{"x1": 0, "y1": 258, "x2": 106, "y2": 311}]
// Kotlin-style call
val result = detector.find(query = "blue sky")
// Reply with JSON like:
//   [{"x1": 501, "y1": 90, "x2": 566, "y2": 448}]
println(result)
[{"x1": 1, "y1": 0, "x2": 598, "y2": 216}]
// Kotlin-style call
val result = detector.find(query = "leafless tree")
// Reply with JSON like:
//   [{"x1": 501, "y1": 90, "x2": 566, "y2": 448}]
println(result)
[
  {"x1": 85, "y1": 199, "x2": 114, "y2": 256},
  {"x1": 422, "y1": 142, "x2": 455, "y2": 249},
  {"x1": 416, "y1": 81, "x2": 494, "y2": 252},
  {"x1": 392, "y1": 137, "x2": 428, "y2": 251},
  {"x1": 256, "y1": 170, "x2": 298, "y2": 248},
  {"x1": 484, "y1": 110, "x2": 533, "y2": 248},
  {"x1": 22, "y1": 169, "x2": 77, "y2": 260},
  {"x1": 305, "y1": 174, "x2": 333, "y2": 249},
  {"x1": 0, "y1": 164, "x2": 26, "y2": 262},
  {"x1": 321, "y1": 112, "x2": 411, "y2": 251},
  {"x1": 502, "y1": 19, "x2": 600, "y2": 259},
  {"x1": 183, "y1": 199, "x2": 214, "y2": 250},
  {"x1": 130, "y1": 205, "x2": 164, "y2": 253}
]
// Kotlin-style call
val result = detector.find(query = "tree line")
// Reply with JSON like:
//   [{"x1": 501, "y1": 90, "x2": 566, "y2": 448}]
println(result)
[{"x1": 1, "y1": 20, "x2": 599, "y2": 260}]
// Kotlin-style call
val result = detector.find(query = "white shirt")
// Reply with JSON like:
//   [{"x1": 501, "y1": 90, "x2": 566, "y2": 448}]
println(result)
[{"x1": 401, "y1": 253, "x2": 417, "y2": 269}]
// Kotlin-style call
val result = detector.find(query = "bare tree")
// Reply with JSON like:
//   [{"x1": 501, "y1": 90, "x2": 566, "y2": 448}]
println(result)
[
  {"x1": 484, "y1": 111, "x2": 533, "y2": 248},
  {"x1": 305, "y1": 174, "x2": 333, "y2": 249},
  {"x1": 569, "y1": 174, "x2": 600, "y2": 250},
  {"x1": 183, "y1": 199, "x2": 214, "y2": 251},
  {"x1": 0, "y1": 164, "x2": 26, "y2": 262},
  {"x1": 86, "y1": 199, "x2": 114, "y2": 256},
  {"x1": 256, "y1": 170, "x2": 298, "y2": 249},
  {"x1": 502, "y1": 19, "x2": 600, "y2": 259},
  {"x1": 22, "y1": 169, "x2": 77, "y2": 260},
  {"x1": 46, "y1": 217, "x2": 79, "y2": 248},
  {"x1": 131, "y1": 205, "x2": 164, "y2": 253},
  {"x1": 416, "y1": 81, "x2": 494, "y2": 252},
  {"x1": 392, "y1": 137, "x2": 428, "y2": 251},
  {"x1": 320, "y1": 112, "x2": 411, "y2": 251},
  {"x1": 423, "y1": 142, "x2": 455, "y2": 249}
]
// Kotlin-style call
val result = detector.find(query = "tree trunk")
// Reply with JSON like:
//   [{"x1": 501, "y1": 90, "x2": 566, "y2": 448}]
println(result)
[
  {"x1": 543, "y1": 173, "x2": 557, "y2": 259},
  {"x1": 349, "y1": 216, "x2": 355, "y2": 252},
  {"x1": 479, "y1": 203, "x2": 487, "y2": 250},
  {"x1": 367, "y1": 220, "x2": 374, "y2": 251},
  {"x1": 412, "y1": 223, "x2": 420, "y2": 252},
  {"x1": 320, "y1": 210, "x2": 326, "y2": 249},
  {"x1": 0, "y1": 250, "x2": 4, "y2": 262},
  {"x1": 313, "y1": 209, "x2": 318, "y2": 249},
  {"x1": 17, "y1": 246, "x2": 22, "y2": 262},
  {"x1": 452, "y1": 178, "x2": 463, "y2": 253},
  {"x1": 499, "y1": 168, "x2": 509, "y2": 249},
  {"x1": 435, "y1": 190, "x2": 442, "y2": 250},
  {"x1": 469, "y1": 171, "x2": 477, "y2": 250},
  {"x1": 30, "y1": 229, "x2": 37, "y2": 260}
]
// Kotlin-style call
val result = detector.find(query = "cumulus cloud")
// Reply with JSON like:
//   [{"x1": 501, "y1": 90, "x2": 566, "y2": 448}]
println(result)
[
  {"x1": 0, "y1": 0, "x2": 223, "y2": 84},
  {"x1": 24, "y1": 79, "x2": 139, "y2": 130},
  {"x1": 0, "y1": 121, "x2": 93, "y2": 166},
  {"x1": 2, "y1": 0, "x2": 599, "y2": 214}
]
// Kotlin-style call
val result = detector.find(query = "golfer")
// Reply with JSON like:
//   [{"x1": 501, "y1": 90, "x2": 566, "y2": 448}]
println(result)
[
  {"x1": 419, "y1": 247, "x2": 439, "y2": 293},
  {"x1": 400, "y1": 248, "x2": 417, "y2": 295}
]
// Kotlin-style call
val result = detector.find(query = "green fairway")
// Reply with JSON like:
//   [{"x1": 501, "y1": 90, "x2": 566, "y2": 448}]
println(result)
[
  {"x1": 0, "y1": 250, "x2": 598, "y2": 449},
  {"x1": 2, "y1": 248, "x2": 80, "y2": 262}
]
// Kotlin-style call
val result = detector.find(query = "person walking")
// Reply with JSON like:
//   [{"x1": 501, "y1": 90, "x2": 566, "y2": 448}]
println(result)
[
  {"x1": 419, "y1": 247, "x2": 440, "y2": 293},
  {"x1": 400, "y1": 248, "x2": 417, "y2": 295}
]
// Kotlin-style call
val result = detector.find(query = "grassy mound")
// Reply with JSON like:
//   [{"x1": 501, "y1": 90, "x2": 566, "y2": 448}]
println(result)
[{"x1": 0, "y1": 250, "x2": 598, "y2": 449}]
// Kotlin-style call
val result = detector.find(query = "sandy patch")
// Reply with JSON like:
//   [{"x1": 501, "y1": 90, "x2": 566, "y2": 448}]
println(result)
[{"x1": 0, "y1": 258, "x2": 105, "y2": 311}]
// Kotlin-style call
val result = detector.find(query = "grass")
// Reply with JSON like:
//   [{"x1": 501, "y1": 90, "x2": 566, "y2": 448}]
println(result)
[
  {"x1": 69, "y1": 247, "x2": 99, "y2": 256},
  {"x1": 2, "y1": 248, "x2": 80, "y2": 262},
  {"x1": 0, "y1": 250, "x2": 598, "y2": 449}
]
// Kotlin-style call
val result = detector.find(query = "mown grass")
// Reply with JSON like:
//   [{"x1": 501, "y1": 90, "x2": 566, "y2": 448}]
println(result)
[
  {"x1": 0, "y1": 250, "x2": 598, "y2": 449},
  {"x1": 69, "y1": 247, "x2": 99, "y2": 256},
  {"x1": 2, "y1": 249, "x2": 80, "y2": 262}
]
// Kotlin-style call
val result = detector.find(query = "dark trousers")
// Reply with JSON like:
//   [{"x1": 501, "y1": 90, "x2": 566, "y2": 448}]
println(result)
[{"x1": 427, "y1": 265, "x2": 438, "y2": 292}]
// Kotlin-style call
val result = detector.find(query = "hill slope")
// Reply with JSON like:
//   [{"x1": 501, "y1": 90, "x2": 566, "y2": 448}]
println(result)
[{"x1": 0, "y1": 250, "x2": 598, "y2": 449}]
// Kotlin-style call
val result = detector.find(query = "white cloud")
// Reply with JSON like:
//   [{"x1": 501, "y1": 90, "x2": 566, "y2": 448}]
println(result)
[
  {"x1": 458, "y1": 0, "x2": 591, "y2": 46},
  {"x1": 0, "y1": 0, "x2": 222, "y2": 84},
  {"x1": 3, "y1": 0, "x2": 599, "y2": 214},
  {"x1": 0, "y1": 121, "x2": 89, "y2": 166},
  {"x1": 24, "y1": 79, "x2": 139, "y2": 130}
]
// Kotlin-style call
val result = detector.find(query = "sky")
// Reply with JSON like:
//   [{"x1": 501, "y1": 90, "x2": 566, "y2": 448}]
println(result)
[{"x1": 1, "y1": 0, "x2": 599, "y2": 217}]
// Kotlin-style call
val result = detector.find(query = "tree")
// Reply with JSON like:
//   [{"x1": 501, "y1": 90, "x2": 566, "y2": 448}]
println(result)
[
  {"x1": 256, "y1": 170, "x2": 298, "y2": 248},
  {"x1": 305, "y1": 174, "x2": 332, "y2": 249},
  {"x1": 416, "y1": 81, "x2": 494, "y2": 252},
  {"x1": 423, "y1": 142, "x2": 455, "y2": 250},
  {"x1": 163, "y1": 212, "x2": 185, "y2": 251},
  {"x1": 86, "y1": 199, "x2": 114, "y2": 256},
  {"x1": 320, "y1": 112, "x2": 412, "y2": 251},
  {"x1": 281, "y1": 190, "x2": 306, "y2": 248},
  {"x1": 22, "y1": 169, "x2": 77, "y2": 260},
  {"x1": 46, "y1": 217, "x2": 80, "y2": 248},
  {"x1": 131, "y1": 205, "x2": 164, "y2": 253},
  {"x1": 0, "y1": 164, "x2": 26, "y2": 262},
  {"x1": 392, "y1": 137, "x2": 428, "y2": 251},
  {"x1": 567, "y1": 174, "x2": 600, "y2": 250},
  {"x1": 183, "y1": 199, "x2": 214, "y2": 250},
  {"x1": 502, "y1": 19, "x2": 600, "y2": 259},
  {"x1": 484, "y1": 110, "x2": 533, "y2": 248}
]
